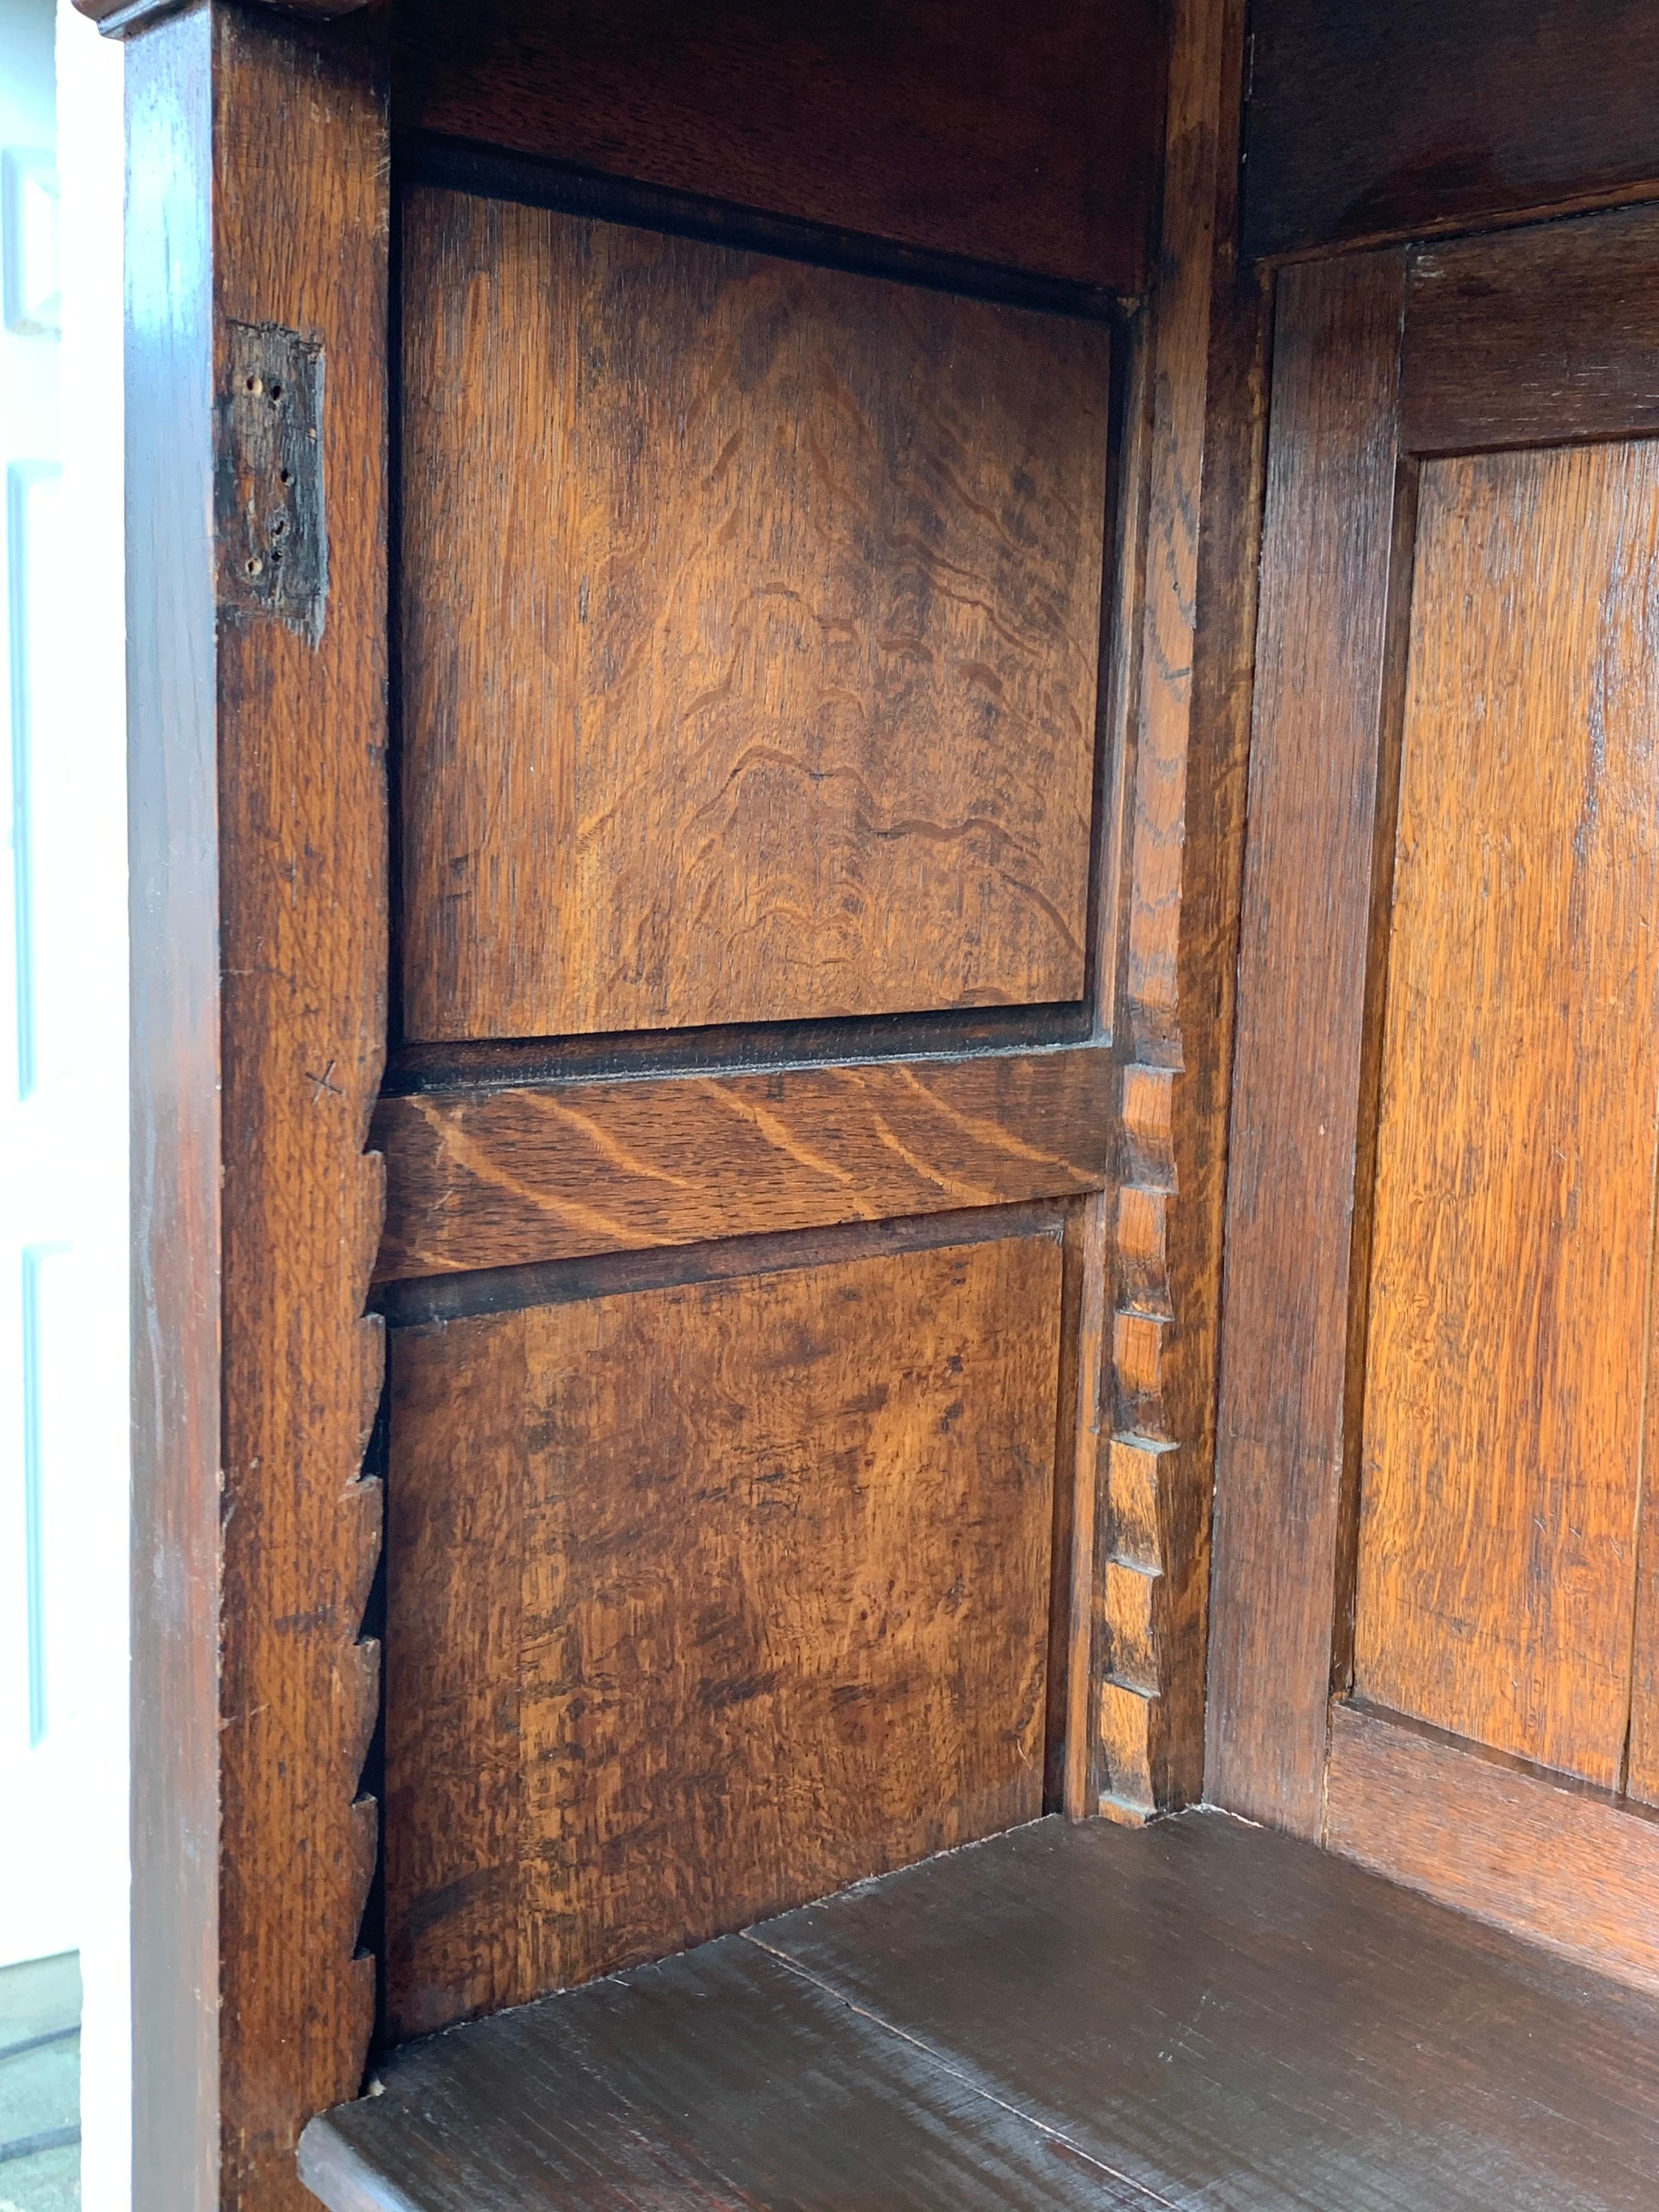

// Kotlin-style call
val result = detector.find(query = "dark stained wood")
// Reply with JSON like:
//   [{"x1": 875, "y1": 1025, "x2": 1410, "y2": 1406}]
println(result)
[
  {"x1": 1403, "y1": 202, "x2": 1659, "y2": 455},
  {"x1": 1205, "y1": 250, "x2": 1408, "y2": 1835},
  {"x1": 303, "y1": 1935, "x2": 1156, "y2": 2212},
  {"x1": 210, "y1": 9, "x2": 390, "y2": 2209},
  {"x1": 1327, "y1": 1703, "x2": 1659, "y2": 2001},
  {"x1": 384, "y1": 1232, "x2": 1061, "y2": 2039},
  {"x1": 398, "y1": 187, "x2": 1109, "y2": 1043},
  {"x1": 124, "y1": 16, "x2": 219, "y2": 2211},
  {"x1": 1094, "y1": 0, "x2": 1257, "y2": 1824},
  {"x1": 303, "y1": 1812, "x2": 1659, "y2": 2212},
  {"x1": 81, "y1": 0, "x2": 368, "y2": 30},
  {"x1": 1354, "y1": 443, "x2": 1659, "y2": 1788},
  {"x1": 760, "y1": 1813, "x2": 1659, "y2": 2212},
  {"x1": 1243, "y1": 0, "x2": 1659, "y2": 262},
  {"x1": 372, "y1": 1047, "x2": 1110, "y2": 1283},
  {"x1": 391, "y1": 0, "x2": 1161, "y2": 292}
]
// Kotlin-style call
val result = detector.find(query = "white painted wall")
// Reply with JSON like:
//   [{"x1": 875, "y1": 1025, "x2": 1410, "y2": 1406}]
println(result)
[{"x1": 0, "y1": 0, "x2": 127, "y2": 2201}]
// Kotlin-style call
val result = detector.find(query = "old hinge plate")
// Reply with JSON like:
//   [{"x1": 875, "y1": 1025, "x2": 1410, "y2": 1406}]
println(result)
[{"x1": 216, "y1": 320, "x2": 328, "y2": 642}]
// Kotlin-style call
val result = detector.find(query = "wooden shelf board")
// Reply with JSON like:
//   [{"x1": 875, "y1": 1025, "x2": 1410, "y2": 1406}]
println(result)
[{"x1": 301, "y1": 1811, "x2": 1659, "y2": 2211}]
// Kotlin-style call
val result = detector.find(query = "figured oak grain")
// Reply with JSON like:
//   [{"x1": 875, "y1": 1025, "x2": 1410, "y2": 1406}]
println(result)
[
  {"x1": 1354, "y1": 444, "x2": 1659, "y2": 1788},
  {"x1": 399, "y1": 188, "x2": 1108, "y2": 1041},
  {"x1": 383, "y1": 1232, "x2": 1061, "y2": 2038},
  {"x1": 371, "y1": 1047, "x2": 1110, "y2": 1282}
]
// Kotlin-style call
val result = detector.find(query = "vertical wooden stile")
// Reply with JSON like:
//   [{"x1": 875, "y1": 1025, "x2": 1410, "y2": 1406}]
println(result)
[{"x1": 120, "y1": 4, "x2": 390, "y2": 2207}]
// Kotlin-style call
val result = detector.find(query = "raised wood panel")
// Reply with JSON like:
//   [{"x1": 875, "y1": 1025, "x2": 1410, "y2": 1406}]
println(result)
[
  {"x1": 1355, "y1": 444, "x2": 1659, "y2": 1790},
  {"x1": 391, "y1": 0, "x2": 1161, "y2": 292},
  {"x1": 399, "y1": 188, "x2": 1108, "y2": 1042},
  {"x1": 1327, "y1": 1703, "x2": 1659, "y2": 2000},
  {"x1": 384, "y1": 1231, "x2": 1061, "y2": 2039},
  {"x1": 1243, "y1": 0, "x2": 1659, "y2": 262},
  {"x1": 1404, "y1": 204, "x2": 1659, "y2": 456},
  {"x1": 1204, "y1": 251, "x2": 1407, "y2": 1835},
  {"x1": 373, "y1": 1047, "x2": 1110, "y2": 1282}
]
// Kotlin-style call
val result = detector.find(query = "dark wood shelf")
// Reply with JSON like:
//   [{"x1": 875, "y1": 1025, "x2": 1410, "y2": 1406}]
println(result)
[{"x1": 300, "y1": 1812, "x2": 1659, "y2": 2211}]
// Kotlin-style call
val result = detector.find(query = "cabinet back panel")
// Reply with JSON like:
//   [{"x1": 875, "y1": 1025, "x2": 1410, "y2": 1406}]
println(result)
[
  {"x1": 383, "y1": 1229, "x2": 1062, "y2": 2039},
  {"x1": 1355, "y1": 442, "x2": 1659, "y2": 1786},
  {"x1": 398, "y1": 187, "x2": 1109, "y2": 1042}
]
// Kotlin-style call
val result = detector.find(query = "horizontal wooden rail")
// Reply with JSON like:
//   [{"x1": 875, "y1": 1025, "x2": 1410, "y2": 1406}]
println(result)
[
  {"x1": 1325, "y1": 1702, "x2": 1659, "y2": 1998},
  {"x1": 373, "y1": 1046, "x2": 1113, "y2": 1284},
  {"x1": 77, "y1": 0, "x2": 369, "y2": 32}
]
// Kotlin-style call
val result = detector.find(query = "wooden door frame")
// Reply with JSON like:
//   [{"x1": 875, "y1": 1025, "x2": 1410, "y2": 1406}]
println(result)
[
  {"x1": 101, "y1": 0, "x2": 1258, "y2": 2203},
  {"x1": 1207, "y1": 204, "x2": 1659, "y2": 1987},
  {"x1": 109, "y1": 3, "x2": 388, "y2": 2207}
]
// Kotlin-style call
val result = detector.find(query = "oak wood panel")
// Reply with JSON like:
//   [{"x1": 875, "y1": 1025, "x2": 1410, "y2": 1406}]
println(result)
[
  {"x1": 1243, "y1": 0, "x2": 1659, "y2": 262},
  {"x1": 1404, "y1": 203, "x2": 1659, "y2": 456},
  {"x1": 1205, "y1": 251, "x2": 1408, "y2": 1835},
  {"x1": 391, "y1": 0, "x2": 1161, "y2": 293},
  {"x1": 398, "y1": 188, "x2": 1108, "y2": 1043},
  {"x1": 1327, "y1": 1703, "x2": 1659, "y2": 2000},
  {"x1": 1354, "y1": 444, "x2": 1659, "y2": 1789},
  {"x1": 373, "y1": 1047, "x2": 1109, "y2": 1283},
  {"x1": 385, "y1": 1232, "x2": 1061, "y2": 2039},
  {"x1": 210, "y1": 10, "x2": 390, "y2": 2209},
  {"x1": 125, "y1": 18, "x2": 219, "y2": 2211}
]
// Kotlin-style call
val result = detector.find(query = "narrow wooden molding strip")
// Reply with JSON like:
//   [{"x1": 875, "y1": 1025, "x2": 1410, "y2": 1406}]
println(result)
[
  {"x1": 372, "y1": 1047, "x2": 1111, "y2": 1285},
  {"x1": 1094, "y1": 0, "x2": 1256, "y2": 1822},
  {"x1": 1325, "y1": 1702, "x2": 1659, "y2": 2000},
  {"x1": 1204, "y1": 247, "x2": 1408, "y2": 1837}
]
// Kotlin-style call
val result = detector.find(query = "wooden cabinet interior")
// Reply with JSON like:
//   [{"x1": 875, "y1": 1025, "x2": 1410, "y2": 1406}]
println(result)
[
  {"x1": 1210, "y1": 196, "x2": 1659, "y2": 1993},
  {"x1": 98, "y1": 0, "x2": 1659, "y2": 2203}
]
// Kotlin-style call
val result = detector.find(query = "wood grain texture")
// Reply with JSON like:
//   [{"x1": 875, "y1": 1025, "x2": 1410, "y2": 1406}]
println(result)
[
  {"x1": 1327, "y1": 1703, "x2": 1659, "y2": 2001},
  {"x1": 1205, "y1": 250, "x2": 1408, "y2": 1835},
  {"x1": 1093, "y1": 0, "x2": 1256, "y2": 1822},
  {"x1": 758, "y1": 1812, "x2": 1659, "y2": 2212},
  {"x1": 398, "y1": 188, "x2": 1108, "y2": 1042},
  {"x1": 303, "y1": 1933, "x2": 1158, "y2": 2212},
  {"x1": 373, "y1": 1048, "x2": 1110, "y2": 1283},
  {"x1": 384, "y1": 1233, "x2": 1061, "y2": 2039},
  {"x1": 307, "y1": 1814, "x2": 1659, "y2": 2212},
  {"x1": 1243, "y1": 0, "x2": 1659, "y2": 262},
  {"x1": 210, "y1": 10, "x2": 389, "y2": 2209},
  {"x1": 1404, "y1": 202, "x2": 1659, "y2": 455},
  {"x1": 1355, "y1": 444, "x2": 1659, "y2": 1788},
  {"x1": 391, "y1": 0, "x2": 1161, "y2": 292},
  {"x1": 124, "y1": 17, "x2": 219, "y2": 2211}
]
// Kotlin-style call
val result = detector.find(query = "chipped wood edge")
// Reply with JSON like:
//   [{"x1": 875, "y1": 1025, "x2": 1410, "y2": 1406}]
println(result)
[
  {"x1": 80, "y1": 0, "x2": 370, "y2": 36},
  {"x1": 1098, "y1": 0, "x2": 1256, "y2": 1820}
]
